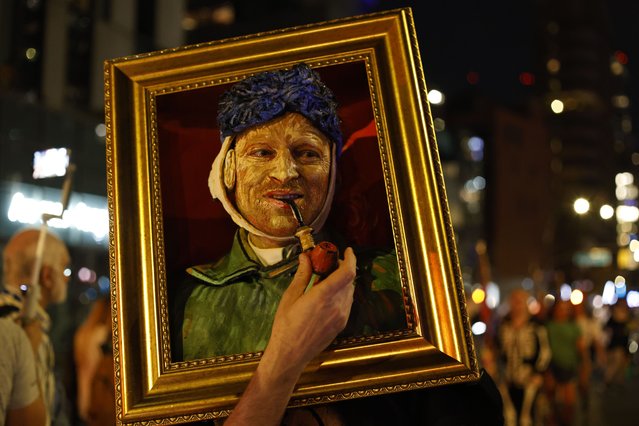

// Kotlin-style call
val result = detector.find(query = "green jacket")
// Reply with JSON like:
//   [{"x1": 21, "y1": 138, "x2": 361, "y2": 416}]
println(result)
[{"x1": 173, "y1": 229, "x2": 405, "y2": 361}]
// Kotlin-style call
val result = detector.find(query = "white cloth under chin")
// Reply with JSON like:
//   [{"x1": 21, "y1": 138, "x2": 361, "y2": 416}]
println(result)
[{"x1": 248, "y1": 238, "x2": 285, "y2": 266}]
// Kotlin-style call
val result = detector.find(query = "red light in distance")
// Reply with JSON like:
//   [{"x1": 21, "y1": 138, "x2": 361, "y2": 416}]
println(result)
[
  {"x1": 615, "y1": 50, "x2": 629, "y2": 65},
  {"x1": 519, "y1": 72, "x2": 535, "y2": 86},
  {"x1": 467, "y1": 71, "x2": 479, "y2": 84}
]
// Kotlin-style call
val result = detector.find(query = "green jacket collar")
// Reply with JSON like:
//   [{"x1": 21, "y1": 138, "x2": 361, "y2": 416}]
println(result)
[{"x1": 186, "y1": 229, "x2": 300, "y2": 286}]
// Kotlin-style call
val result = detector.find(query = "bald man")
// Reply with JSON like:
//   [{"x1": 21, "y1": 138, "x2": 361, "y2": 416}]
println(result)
[
  {"x1": 3, "y1": 229, "x2": 70, "y2": 308},
  {"x1": 2, "y1": 228, "x2": 71, "y2": 425}
]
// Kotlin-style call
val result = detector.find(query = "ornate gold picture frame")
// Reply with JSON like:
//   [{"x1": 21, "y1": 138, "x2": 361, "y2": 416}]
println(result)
[{"x1": 105, "y1": 8, "x2": 478, "y2": 424}]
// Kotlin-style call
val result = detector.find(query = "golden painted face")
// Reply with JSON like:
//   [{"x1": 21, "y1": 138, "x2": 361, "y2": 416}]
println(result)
[{"x1": 233, "y1": 112, "x2": 332, "y2": 242}]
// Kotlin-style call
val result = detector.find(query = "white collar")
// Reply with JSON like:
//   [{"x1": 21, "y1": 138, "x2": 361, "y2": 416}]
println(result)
[{"x1": 247, "y1": 237, "x2": 285, "y2": 266}]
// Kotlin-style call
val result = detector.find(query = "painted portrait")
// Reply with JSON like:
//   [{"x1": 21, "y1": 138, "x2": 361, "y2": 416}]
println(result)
[{"x1": 158, "y1": 61, "x2": 408, "y2": 361}]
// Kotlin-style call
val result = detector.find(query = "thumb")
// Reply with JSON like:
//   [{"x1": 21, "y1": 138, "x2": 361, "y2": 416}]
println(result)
[{"x1": 280, "y1": 253, "x2": 312, "y2": 307}]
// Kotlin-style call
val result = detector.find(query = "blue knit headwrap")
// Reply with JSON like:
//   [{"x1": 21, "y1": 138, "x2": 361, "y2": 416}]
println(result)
[{"x1": 217, "y1": 64, "x2": 343, "y2": 153}]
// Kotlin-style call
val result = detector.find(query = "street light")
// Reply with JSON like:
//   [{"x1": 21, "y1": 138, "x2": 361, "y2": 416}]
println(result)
[
  {"x1": 600, "y1": 204, "x2": 614, "y2": 219},
  {"x1": 427, "y1": 89, "x2": 445, "y2": 105},
  {"x1": 616, "y1": 205, "x2": 639, "y2": 222},
  {"x1": 573, "y1": 198, "x2": 590, "y2": 215},
  {"x1": 551, "y1": 99, "x2": 564, "y2": 114}
]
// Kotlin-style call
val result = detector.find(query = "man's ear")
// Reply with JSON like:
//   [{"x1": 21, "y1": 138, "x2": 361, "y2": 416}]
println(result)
[
  {"x1": 39, "y1": 265, "x2": 54, "y2": 291},
  {"x1": 223, "y1": 149, "x2": 236, "y2": 191}
]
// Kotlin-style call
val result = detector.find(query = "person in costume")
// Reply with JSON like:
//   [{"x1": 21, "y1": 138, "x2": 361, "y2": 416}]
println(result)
[
  {"x1": 171, "y1": 63, "x2": 406, "y2": 361},
  {"x1": 496, "y1": 289, "x2": 551, "y2": 426},
  {"x1": 169, "y1": 64, "x2": 505, "y2": 426}
]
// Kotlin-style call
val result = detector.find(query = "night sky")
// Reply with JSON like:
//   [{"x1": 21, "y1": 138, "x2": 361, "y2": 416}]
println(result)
[
  {"x1": 379, "y1": 0, "x2": 638, "y2": 124},
  {"x1": 398, "y1": 1, "x2": 535, "y2": 102}
]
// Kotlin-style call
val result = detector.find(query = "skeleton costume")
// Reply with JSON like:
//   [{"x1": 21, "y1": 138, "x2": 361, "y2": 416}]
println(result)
[{"x1": 497, "y1": 317, "x2": 551, "y2": 426}]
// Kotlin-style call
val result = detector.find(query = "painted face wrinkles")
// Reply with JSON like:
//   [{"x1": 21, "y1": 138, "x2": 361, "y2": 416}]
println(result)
[{"x1": 233, "y1": 113, "x2": 331, "y2": 245}]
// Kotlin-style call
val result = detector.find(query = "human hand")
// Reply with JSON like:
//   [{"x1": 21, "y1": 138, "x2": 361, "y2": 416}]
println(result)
[
  {"x1": 262, "y1": 248, "x2": 356, "y2": 383},
  {"x1": 224, "y1": 250, "x2": 355, "y2": 426}
]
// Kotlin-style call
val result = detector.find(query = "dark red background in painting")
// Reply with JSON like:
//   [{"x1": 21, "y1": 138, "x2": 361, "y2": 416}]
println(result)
[{"x1": 156, "y1": 61, "x2": 393, "y2": 277}]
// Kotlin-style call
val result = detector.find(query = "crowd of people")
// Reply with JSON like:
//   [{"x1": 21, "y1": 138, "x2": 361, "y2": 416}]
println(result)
[
  {"x1": 2, "y1": 225, "x2": 638, "y2": 426},
  {"x1": 480, "y1": 287, "x2": 637, "y2": 426},
  {"x1": 0, "y1": 228, "x2": 115, "y2": 426}
]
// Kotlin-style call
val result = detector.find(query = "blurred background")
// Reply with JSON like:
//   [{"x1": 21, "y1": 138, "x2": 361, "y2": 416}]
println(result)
[{"x1": 0, "y1": 0, "x2": 637, "y2": 425}]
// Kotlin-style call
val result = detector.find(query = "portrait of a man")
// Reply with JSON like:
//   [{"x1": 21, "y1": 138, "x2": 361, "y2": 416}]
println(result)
[
  {"x1": 167, "y1": 63, "x2": 407, "y2": 361},
  {"x1": 107, "y1": 13, "x2": 479, "y2": 421}
]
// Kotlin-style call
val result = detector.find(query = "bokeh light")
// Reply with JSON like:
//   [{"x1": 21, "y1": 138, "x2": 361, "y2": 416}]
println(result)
[
  {"x1": 560, "y1": 283, "x2": 571, "y2": 301},
  {"x1": 551, "y1": 99, "x2": 564, "y2": 113},
  {"x1": 466, "y1": 71, "x2": 479, "y2": 84},
  {"x1": 95, "y1": 123, "x2": 107, "y2": 137},
  {"x1": 616, "y1": 205, "x2": 639, "y2": 223},
  {"x1": 592, "y1": 295, "x2": 603, "y2": 309},
  {"x1": 471, "y1": 321, "x2": 487, "y2": 335},
  {"x1": 627, "y1": 291, "x2": 639, "y2": 308},
  {"x1": 25, "y1": 48, "x2": 37, "y2": 61},
  {"x1": 600, "y1": 204, "x2": 614, "y2": 220},
  {"x1": 427, "y1": 89, "x2": 444, "y2": 105},
  {"x1": 78, "y1": 267, "x2": 97, "y2": 283},
  {"x1": 471, "y1": 288, "x2": 486, "y2": 304},
  {"x1": 519, "y1": 72, "x2": 535, "y2": 86},
  {"x1": 570, "y1": 289, "x2": 584, "y2": 305},
  {"x1": 573, "y1": 198, "x2": 590, "y2": 215},
  {"x1": 544, "y1": 294, "x2": 556, "y2": 307},
  {"x1": 614, "y1": 50, "x2": 629, "y2": 65},
  {"x1": 547, "y1": 58, "x2": 560, "y2": 73}
]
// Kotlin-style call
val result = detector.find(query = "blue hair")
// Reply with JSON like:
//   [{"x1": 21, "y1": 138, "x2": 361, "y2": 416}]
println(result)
[{"x1": 217, "y1": 64, "x2": 343, "y2": 153}]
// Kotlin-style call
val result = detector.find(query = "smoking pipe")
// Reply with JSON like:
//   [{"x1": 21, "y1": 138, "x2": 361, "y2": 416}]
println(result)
[{"x1": 283, "y1": 199, "x2": 339, "y2": 278}]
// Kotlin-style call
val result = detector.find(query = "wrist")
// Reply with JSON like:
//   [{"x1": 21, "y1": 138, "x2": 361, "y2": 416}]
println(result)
[{"x1": 259, "y1": 341, "x2": 305, "y2": 388}]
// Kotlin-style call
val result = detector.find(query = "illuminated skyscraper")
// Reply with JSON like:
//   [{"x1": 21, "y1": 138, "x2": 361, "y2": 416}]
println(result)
[{"x1": 534, "y1": 0, "x2": 635, "y2": 282}]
